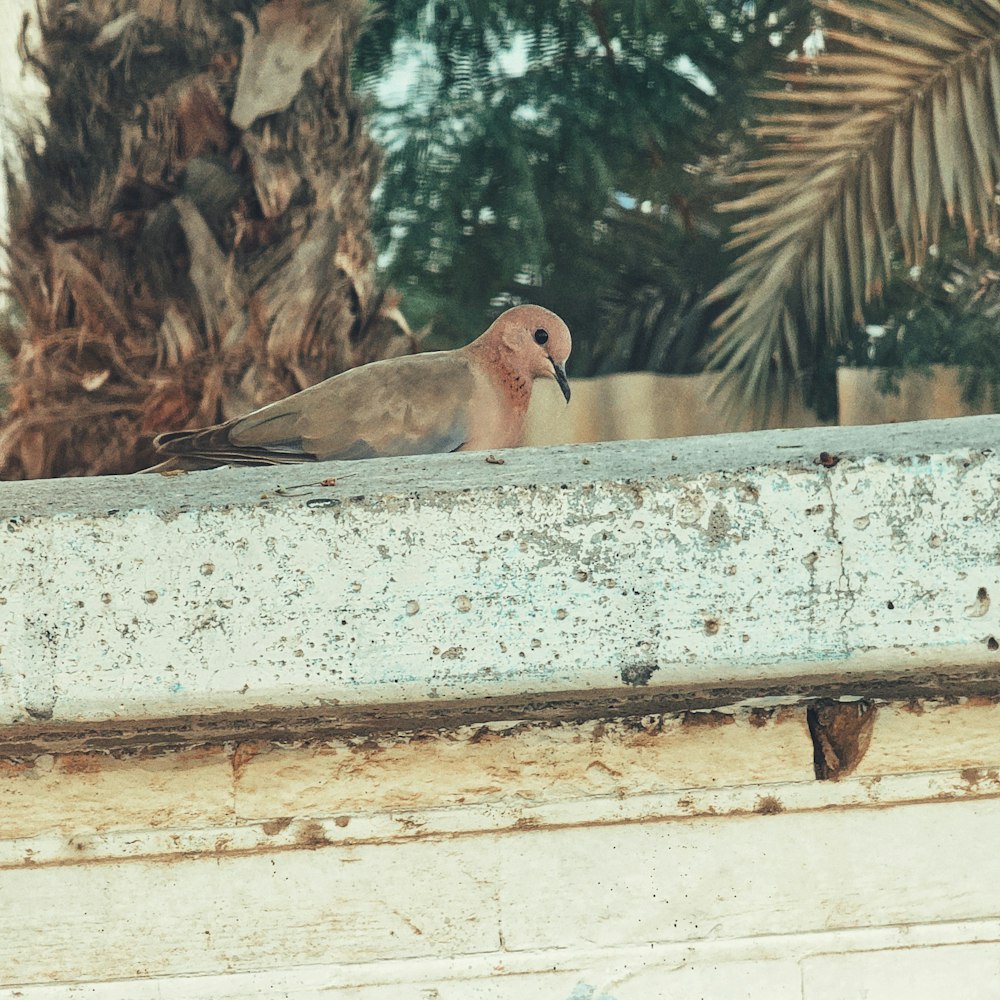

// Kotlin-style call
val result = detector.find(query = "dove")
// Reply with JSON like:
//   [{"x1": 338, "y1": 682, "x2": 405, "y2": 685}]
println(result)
[{"x1": 145, "y1": 304, "x2": 571, "y2": 471}]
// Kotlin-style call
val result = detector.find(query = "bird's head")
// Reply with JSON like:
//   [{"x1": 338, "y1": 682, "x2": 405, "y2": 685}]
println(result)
[{"x1": 486, "y1": 304, "x2": 572, "y2": 402}]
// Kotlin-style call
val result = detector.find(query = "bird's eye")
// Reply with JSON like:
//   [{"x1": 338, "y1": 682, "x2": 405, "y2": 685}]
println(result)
[{"x1": 534, "y1": 328, "x2": 549, "y2": 345}]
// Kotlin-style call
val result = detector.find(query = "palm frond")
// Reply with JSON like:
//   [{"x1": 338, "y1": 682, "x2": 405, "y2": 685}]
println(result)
[
  {"x1": 708, "y1": 0, "x2": 1000, "y2": 415},
  {"x1": 1, "y1": 0, "x2": 409, "y2": 479}
]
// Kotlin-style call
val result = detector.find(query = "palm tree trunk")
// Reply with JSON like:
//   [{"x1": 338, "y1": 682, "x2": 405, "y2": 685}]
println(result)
[{"x1": 0, "y1": 0, "x2": 411, "y2": 478}]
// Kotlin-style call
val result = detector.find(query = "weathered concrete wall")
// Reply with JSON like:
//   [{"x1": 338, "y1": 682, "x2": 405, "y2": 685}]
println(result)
[
  {"x1": 3, "y1": 697, "x2": 1000, "y2": 997},
  {"x1": 1, "y1": 416, "x2": 999, "y2": 745},
  {"x1": 3, "y1": 417, "x2": 1000, "y2": 997}
]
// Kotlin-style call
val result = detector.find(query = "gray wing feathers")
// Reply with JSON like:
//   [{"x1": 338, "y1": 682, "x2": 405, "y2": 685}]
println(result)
[{"x1": 155, "y1": 352, "x2": 475, "y2": 466}]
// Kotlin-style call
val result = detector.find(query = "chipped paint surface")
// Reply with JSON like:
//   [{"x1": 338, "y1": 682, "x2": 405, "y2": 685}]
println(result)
[
  {"x1": 2, "y1": 699, "x2": 999, "y2": 860},
  {"x1": 1, "y1": 417, "x2": 999, "y2": 728},
  {"x1": 2, "y1": 698, "x2": 1000, "y2": 994},
  {"x1": 1, "y1": 418, "x2": 1000, "y2": 997}
]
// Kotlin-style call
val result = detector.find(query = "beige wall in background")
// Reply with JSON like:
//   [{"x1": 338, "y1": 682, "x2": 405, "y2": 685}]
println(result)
[
  {"x1": 524, "y1": 370, "x2": 831, "y2": 446},
  {"x1": 838, "y1": 365, "x2": 996, "y2": 426},
  {"x1": 525, "y1": 366, "x2": 998, "y2": 446}
]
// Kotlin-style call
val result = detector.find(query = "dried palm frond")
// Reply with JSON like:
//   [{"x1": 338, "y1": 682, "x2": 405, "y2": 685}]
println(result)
[
  {"x1": 707, "y1": 0, "x2": 1000, "y2": 416},
  {"x1": 1, "y1": 0, "x2": 412, "y2": 480}
]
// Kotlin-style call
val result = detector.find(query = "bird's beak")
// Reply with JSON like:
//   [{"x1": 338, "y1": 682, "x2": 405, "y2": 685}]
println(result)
[{"x1": 551, "y1": 359, "x2": 571, "y2": 403}]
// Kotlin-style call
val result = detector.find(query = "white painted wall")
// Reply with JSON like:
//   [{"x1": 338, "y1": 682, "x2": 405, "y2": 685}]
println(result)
[{"x1": 2, "y1": 418, "x2": 1000, "y2": 997}]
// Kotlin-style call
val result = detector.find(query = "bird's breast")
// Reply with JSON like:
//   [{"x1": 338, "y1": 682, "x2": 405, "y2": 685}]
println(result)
[{"x1": 463, "y1": 365, "x2": 530, "y2": 451}]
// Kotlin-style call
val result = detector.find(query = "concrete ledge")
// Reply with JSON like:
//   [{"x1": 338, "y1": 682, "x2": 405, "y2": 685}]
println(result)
[{"x1": 1, "y1": 416, "x2": 999, "y2": 743}]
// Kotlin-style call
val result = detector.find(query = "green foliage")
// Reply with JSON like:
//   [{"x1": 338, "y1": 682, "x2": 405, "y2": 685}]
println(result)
[
  {"x1": 355, "y1": 0, "x2": 813, "y2": 367},
  {"x1": 706, "y1": 0, "x2": 1000, "y2": 417},
  {"x1": 844, "y1": 232, "x2": 1000, "y2": 408},
  {"x1": 581, "y1": 204, "x2": 730, "y2": 375}
]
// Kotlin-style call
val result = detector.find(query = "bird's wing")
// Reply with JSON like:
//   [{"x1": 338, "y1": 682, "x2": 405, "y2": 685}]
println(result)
[{"x1": 153, "y1": 352, "x2": 476, "y2": 466}]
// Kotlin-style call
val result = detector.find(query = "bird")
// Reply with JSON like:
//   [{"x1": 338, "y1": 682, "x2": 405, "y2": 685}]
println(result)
[{"x1": 145, "y1": 304, "x2": 571, "y2": 472}]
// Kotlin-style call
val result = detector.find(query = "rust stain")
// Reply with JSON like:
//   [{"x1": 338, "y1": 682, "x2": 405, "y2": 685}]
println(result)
[
  {"x1": 261, "y1": 816, "x2": 293, "y2": 836},
  {"x1": 297, "y1": 820, "x2": 329, "y2": 848},
  {"x1": 624, "y1": 716, "x2": 664, "y2": 742},
  {"x1": 586, "y1": 759, "x2": 623, "y2": 778},
  {"x1": 180, "y1": 744, "x2": 227, "y2": 762},
  {"x1": 961, "y1": 767, "x2": 985, "y2": 788},
  {"x1": 397, "y1": 912, "x2": 425, "y2": 936},
  {"x1": 964, "y1": 695, "x2": 1000, "y2": 708},
  {"x1": 334, "y1": 815, "x2": 351, "y2": 828},
  {"x1": 407, "y1": 732, "x2": 437, "y2": 744},
  {"x1": 7, "y1": 787, "x2": 1000, "y2": 874},
  {"x1": 681, "y1": 710, "x2": 735, "y2": 728},
  {"x1": 748, "y1": 708, "x2": 773, "y2": 728},
  {"x1": 469, "y1": 725, "x2": 498, "y2": 744},
  {"x1": 464, "y1": 785, "x2": 502, "y2": 796},
  {"x1": 56, "y1": 752, "x2": 104, "y2": 774},
  {"x1": 807, "y1": 699, "x2": 877, "y2": 781},
  {"x1": 231, "y1": 742, "x2": 261, "y2": 778},
  {"x1": 395, "y1": 816, "x2": 426, "y2": 833},
  {"x1": 773, "y1": 705, "x2": 803, "y2": 725},
  {"x1": 6, "y1": 665, "x2": 1000, "y2": 760}
]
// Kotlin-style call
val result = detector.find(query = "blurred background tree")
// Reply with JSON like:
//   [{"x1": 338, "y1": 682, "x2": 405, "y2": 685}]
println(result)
[
  {"x1": 1, "y1": 0, "x2": 998, "y2": 479},
  {"x1": 354, "y1": 0, "x2": 1000, "y2": 419},
  {"x1": 843, "y1": 231, "x2": 1000, "y2": 410},
  {"x1": 354, "y1": 0, "x2": 814, "y2": 374},
  {"x1": 706, "y1": 0, "x2": 1000, "y2": 417}
]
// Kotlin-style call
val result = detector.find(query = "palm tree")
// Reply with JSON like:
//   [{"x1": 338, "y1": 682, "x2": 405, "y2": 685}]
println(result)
[
  {"x1": 708, "y1": 0, "x2": 1000, "y2": 415},
  {"x1": 355, "y1": 0, "x2": 813, "y2": 372},
  {"x1": 0, "y1": 0, "x2": 411, "y2": 478}
]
